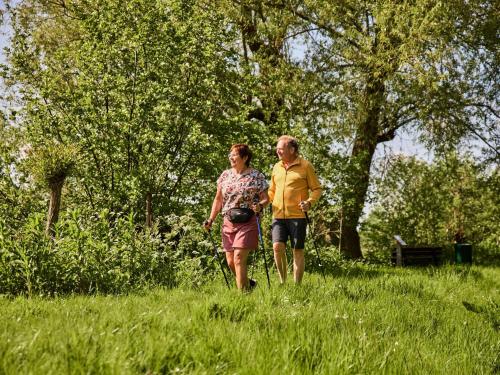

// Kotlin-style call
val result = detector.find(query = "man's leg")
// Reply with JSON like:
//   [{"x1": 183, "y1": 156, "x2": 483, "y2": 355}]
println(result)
[
  {"x1": 273, "y1": 242, "x2": 287, "y2": 284},
  {"x1": 271, "y1": 219, "x2": 288, "y2": 284},
  {"x1": 290, "y1": 218, "x2": 307, "y2": 284},
  {"x1": 293, "y1": 249, "x2": 305, "y2": 284}
]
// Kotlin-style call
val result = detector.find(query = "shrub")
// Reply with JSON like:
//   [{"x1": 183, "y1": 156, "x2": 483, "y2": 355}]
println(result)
[{"x1": 0, "y1": 210, "x2": 216, "y2": 296}]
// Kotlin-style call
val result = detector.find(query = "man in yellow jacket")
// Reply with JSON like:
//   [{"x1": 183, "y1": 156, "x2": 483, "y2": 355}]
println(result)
[{"x1": 268, "y1": 135, "x2": 322, "y2": 284}]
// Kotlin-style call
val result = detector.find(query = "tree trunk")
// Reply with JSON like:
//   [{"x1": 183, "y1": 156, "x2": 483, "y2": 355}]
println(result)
[
  {"x1": 339, "y1": 79, "x2": 385, "y2": 258},
  {"x1": 145, "y1": 192, "x2": 153, "y2": 228},
  {"x1": 45, "y1": 178, "x2": 64, "y2": 237}
]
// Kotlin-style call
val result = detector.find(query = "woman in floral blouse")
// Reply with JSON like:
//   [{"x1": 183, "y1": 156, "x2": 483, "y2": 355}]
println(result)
[{"x1": 204, "y1": 144, "x2": 269, "y2": 291}]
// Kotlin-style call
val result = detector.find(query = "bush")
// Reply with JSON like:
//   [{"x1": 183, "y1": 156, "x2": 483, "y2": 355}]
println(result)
[{"x1": 0, "y1": 210, "x2": 216, "y2": 296}]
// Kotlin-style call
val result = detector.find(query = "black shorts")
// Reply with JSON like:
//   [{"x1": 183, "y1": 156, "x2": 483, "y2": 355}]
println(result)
[{"x1": 271, "y1": 219, "x2": 307, "y2": 250}]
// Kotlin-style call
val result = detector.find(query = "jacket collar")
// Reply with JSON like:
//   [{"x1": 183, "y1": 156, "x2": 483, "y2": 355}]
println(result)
[{"x1": 280, "y1": 156, "x2": 302, "y2": 169}]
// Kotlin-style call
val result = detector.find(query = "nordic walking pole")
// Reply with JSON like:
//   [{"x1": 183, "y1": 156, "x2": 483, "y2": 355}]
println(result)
[
  {"x1": 206, "y1": 227, "x2": 231, "y2": 289},
  {"x1": 255, "y1": 213, "x2": 271, "y2": 288},
  {"x1": 250, "y1": 238, "x2": 258, "y2": 280},
  {"x1": 304, "y1": 211, "x2": 326, "y2": 281}
]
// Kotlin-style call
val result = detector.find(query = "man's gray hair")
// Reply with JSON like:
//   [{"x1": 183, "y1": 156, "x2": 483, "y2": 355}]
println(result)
[{"x1": 278, "y1": 135, "x2": 299, "y2": 154}]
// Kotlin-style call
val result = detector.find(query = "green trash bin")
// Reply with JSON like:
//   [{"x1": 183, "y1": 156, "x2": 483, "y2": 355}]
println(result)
[{"x1": 455, "y1": 243, "x2": 472, "y2": 264}]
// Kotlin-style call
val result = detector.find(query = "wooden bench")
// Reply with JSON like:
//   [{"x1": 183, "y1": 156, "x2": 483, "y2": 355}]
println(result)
[{"x1": 391, "y1": 236, "x2": 443, "y2": 267}]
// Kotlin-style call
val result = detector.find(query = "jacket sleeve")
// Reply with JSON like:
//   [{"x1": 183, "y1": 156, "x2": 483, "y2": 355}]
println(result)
[
  {"x1": 306, "y1": 162, "x2": 322, "y2": 206},
  {"x1": 268, "y1": 166, "x2": 276, "y2": 203}
]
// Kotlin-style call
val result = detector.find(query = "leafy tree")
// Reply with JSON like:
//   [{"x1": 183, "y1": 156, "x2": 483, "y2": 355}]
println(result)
[
  {"x1": 25, "y1": 142, "x2": 78, "y2": 236},
  {"x1": 361, "y1": 154, "x2": 499, "y2": 263},
  {"x1": 277, "y1": 0, "x2": 499, "y2": 257},
  {"x1": 5, "y1": 0, "x2": 245, "y2": 224},
  {"x1": 0, "y1": 109, "x2": 46, "y2": 230},
  {"x1": 3, "y1": 0, "x2": 498, "y2": 261},
  {"x1": 213, "y1": 0, "x2": 498, "y2": 258},
  {"x1": 219, "y1": 1, "x2": 352, "y2": 247}
]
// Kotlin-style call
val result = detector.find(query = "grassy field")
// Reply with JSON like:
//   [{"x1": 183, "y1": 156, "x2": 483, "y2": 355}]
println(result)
[{"x1": 0, "y1": 264, "x2": 498, "y2": 374}]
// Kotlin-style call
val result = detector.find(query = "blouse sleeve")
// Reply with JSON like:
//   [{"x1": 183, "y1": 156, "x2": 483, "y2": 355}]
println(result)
[
  {"x1": 217, "y1": 170, "x2": 227, "y2": 187},
  {"x1": 257, "y1": 171, "x2": 269, "y2": 192}
]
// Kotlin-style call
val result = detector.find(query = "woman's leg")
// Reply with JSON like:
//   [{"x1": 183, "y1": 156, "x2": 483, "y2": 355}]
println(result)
[
  {"x1": 233, "y1": 248, "x2": 251, "y2": 290},
  {"x1": 225, "y1": 251, "x2": 236, "y2": 275}
]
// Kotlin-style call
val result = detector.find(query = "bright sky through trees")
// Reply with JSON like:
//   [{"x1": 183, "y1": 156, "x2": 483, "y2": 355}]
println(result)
[{"x1": 0, "y1": 4, "x2": 434, "y2": 163}]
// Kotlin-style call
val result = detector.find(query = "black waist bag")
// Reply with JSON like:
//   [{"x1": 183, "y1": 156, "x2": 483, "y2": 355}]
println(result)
[{"x1": 227, "y1": 208, "x2": 254, "y2": 223}]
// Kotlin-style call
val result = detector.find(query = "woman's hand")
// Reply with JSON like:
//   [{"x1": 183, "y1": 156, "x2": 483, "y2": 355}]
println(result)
[
  {"x1": 252, "y1": 191, "x2": 269, "y2": 214},
  {"x1": 203, "y1": 218, "x2": 214, "y2": 231},
  {"x1": 251, "y1": 202, "x2": 262, "y2": 213}
]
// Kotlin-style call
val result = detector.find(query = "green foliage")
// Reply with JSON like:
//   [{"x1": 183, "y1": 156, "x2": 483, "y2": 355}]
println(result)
[
  {"x1": 361, "y1": 153, "x2": 500, "y2": 263},
  {"x1": 6, "y1": 0, "x2": 246, "y2": 220},
  {"x1": 225, "y1": 0, "x2": 499, "y2": 256},
  {"x1": 1, "y1": 0, "x2": 498, "y2": 278},
  {"x1": 0, "y1": 113, "x2": 45, "y2": 230},
  {"x1": 25, "y1": 142, "x2": 78, "y2": 186},
  {"x1": 0, "y1": 211, "x2": 217, "y2": 296},
  {"x1": 0, "y1": 265, "x2": 498, "y2": 373}
]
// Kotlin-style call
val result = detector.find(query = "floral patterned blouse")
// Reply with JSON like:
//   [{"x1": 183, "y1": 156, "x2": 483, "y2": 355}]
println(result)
[{"x1": 217, "y1": 168, "x2": 269, "y2": 216}]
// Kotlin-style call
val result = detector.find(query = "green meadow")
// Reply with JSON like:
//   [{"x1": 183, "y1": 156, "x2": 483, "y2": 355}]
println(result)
[
  {"x1": 1, "y1": 1, "x2": 498, "y2": 374},
  {"x1": 1, "y1": 265, "x2": 498, "y2": 374}
]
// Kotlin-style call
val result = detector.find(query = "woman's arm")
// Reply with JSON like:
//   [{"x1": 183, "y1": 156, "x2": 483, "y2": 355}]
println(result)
[
  {"x1": 204, "y1": 186, "x2": 223, "y2": 230},
  {"x1": 252, "y1": 190, "x2": 269, "y2": 213}
]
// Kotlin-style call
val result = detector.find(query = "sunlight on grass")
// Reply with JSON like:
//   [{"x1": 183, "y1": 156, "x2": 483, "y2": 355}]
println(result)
[{"x1": 0, "y1": 265, "x2": 498, "y2": 374}]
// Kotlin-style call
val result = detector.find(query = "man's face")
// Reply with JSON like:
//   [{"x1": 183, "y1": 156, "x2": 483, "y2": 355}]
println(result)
[{"x1": 276, "y1": 140, "x2": 295, "y2": 163}]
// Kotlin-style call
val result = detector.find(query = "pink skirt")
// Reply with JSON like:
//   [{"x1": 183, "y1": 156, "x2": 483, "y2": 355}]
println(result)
[{"x1": 221, "y1": 216, "x2": 259, "y2": 251}]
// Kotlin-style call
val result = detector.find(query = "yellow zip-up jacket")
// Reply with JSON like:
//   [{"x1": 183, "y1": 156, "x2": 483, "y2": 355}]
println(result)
[{"x1": 268, "y1": 157, "x2": 322, "y2": 219}]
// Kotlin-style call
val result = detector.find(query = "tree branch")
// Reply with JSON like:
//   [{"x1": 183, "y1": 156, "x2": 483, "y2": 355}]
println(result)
[
  {"x1": 466, "y1": 102, "x2": 500, "y2": 119},
  {"x1": 464, "y1": 123, "x2": 500, "y2": 157},
  {"x1": 291, "y1": 7, "x2": 361, "y2": 51}
]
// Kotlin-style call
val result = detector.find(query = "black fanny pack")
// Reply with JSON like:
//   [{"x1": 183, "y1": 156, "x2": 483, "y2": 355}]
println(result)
[{"x1": 227, "y1": 207, "x2": 255, "y2": 223}]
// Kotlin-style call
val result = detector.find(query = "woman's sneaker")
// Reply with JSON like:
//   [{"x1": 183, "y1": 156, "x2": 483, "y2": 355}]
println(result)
[{"x1": 249, "y1": 279, "x2": 257, "y2": 290}]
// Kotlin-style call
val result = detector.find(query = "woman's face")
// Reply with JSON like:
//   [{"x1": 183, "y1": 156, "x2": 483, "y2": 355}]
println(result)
[{"x1": 228, "y1": 150, "x2": 247, "y2": 169}]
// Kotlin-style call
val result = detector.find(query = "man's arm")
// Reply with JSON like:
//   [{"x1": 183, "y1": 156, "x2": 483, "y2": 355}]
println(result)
[
  {"x1": 268, "y1": 167, "x2": 276, "y2": 204},
  {"x1": 306, "y1": 162, "x2": 322, "y2": 206}
]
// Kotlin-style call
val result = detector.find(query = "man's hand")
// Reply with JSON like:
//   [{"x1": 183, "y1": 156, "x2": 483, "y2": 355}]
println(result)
[{"x1": 299, "y1": 200, "x2": 311, "y2": 212}]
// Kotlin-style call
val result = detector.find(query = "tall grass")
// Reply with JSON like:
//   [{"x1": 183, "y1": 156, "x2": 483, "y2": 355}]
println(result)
[
  {"x1": 0, "y1": 210, "x2": 215, "y2": 296},
  {"x1": 0, "y1": 264, "x2": 498, "y2": 374}
]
